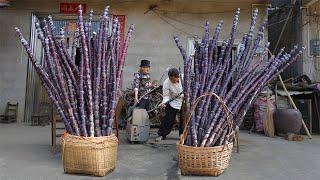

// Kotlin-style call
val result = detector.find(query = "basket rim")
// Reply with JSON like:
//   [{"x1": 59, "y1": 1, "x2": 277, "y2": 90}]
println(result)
[
  {"x1": 176, "y1": 142, "x2": 233, "y2": 150},
  {"x1": 62, "y1": 133, "x2": 117, "y2": 139}
]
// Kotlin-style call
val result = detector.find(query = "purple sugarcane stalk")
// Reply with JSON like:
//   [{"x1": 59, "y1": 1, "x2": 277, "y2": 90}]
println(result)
[
  {"x1": 215, "y1": 9, "x2": 240, "y2": 94},
  {"x1": 100, "y1": 14, "x2": 110, "y2": 136},
  {"x1": 61, "y1": 62, "x2": 81, "y2": 131},
  {"x1": 209, "y1": 49, "x2": 301, "y2": 146},
  {"x1": 89, "y1": 21, "x2": 97, "y2": 97},
  {"x1": 45, "y1": 18, "x2": 80, "y2": 136},
  {"x1": 42, "y1": 21, "x2": 58, "y2": 84},
  {"x1": 196, "y1": 11, "x2": 239, "y2": 140},
  {"x1": 198, "y1": 39, "x2": 246, "y2": 142},
  {"x1": 35, "y1": 22, "x2": 46, "y2": 46},
  {"x1": 15, "y1": 28, "x2": 74, "y2": 134},
  {"x1": 173, "y1": 34, "x2": 190, "y2": 111},
  {"x1": 199, "y1": 21, "x2": 210, "y2": 96},
  {"x1": 61, "y1": 40, "x2": 80, "y2": 77},
  {"x1": 236, "y1": 9, "x2": 258, "y2": 78},
  {"x1": 197, "y1": 40, "x2": 227, "y2": 127},
  {"x1": 105, "y1": 18, "x2": 119, "y2": 135},
  {"x1": 235, "y1": 50, "x2": 302, "y2": 127},
  {"x1": 243, "y1": 21, "x2": 267, "y2": 70},
  {"x1": 218, "y1": 128, "x2": 228, "y2": 146},
  {"x1": 88, "y1": 9, "x2": 94, "y2": 65},
  {"x1": 100, "y1": 40, "x2": 108, "y2": 135},
  {"x1": 200, "y1": 46, "x2": 270, "y2": 147},
  {"x1": 71, "y1": 30, "x2": 79, "y2": 63},
  {"x1": 57, "y1": 29, "x2": 80, "y2": 94},
  {"x1": 210, "y1": 20, "x2": 223, "y2": 69},
  {"x1": 78, "y1": 5, "x2": 95, "y2": 137},
  {"x1": 184, "y1": 55, "x2": 193, "y2": 111},
  {"x1": 47, "y1": 20, "x2": 80, "y2": 80},
  {"x1": 117, "y1": 24, "x2": 135, "y2": 92},
  {"x1": 92, "y1": 11, "x2": 109, "y2": 137},
  {"x1": 194, "y1": 27, "x2": 214, "y2": 142},
  {"x1": 78, "y1": 46, "x2": 88, "y2": 136},
  {"x1": 221, "y1": 18, "x2": 263, "y2": 98},
  {"x1": 235, "y1": 51, "x2": 303, "y2": 126},
  {"x1": 222, "y1": 9, "x2": 240, "y2": 72},
  {"x1": 174, "y1": 9, "x2": 304, "y2": 147},
  {"x1": 59, "y1": 29, "x2": 80, "y2": 125},
  {"x1": 106, "y1": 43, "x2": 117, "y2": 136},
  {"x1": 116, "y1": 21, "x2": 121, "y2": 74},
  {"x1": 208, "y1": 56, "x2": 290, "y2": 145},
  {"x1": 102, "y1": 40, "x2": 112, "y2": 134},
  {"x1": 17, "y1": 6, "x2": 133, "y2": 137},
  {"x1": 105, "y1": 19, "x2": 118, "y2": 116},
  {"x1": 46, "y1": 18, "x2": 80, "y2": 81},
  {"x1": 231, "y1": 48, "x2": 297, "y2": 113},
  {"x1": 239, "y1": 25, "x2": 268, "y2": 87},
  {"x1": 193, "y1": 41, "x2": 200, "y2": 76}
]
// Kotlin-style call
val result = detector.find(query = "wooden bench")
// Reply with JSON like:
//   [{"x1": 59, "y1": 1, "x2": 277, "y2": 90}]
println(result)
[
  {"x1": 51, "y1": 109, "x2": 66, "y2": 153},
  {"x1": 0, "y1": 102, "x2": 18, "y2": 123},
  {"x1": 31, "y1": 102, "x2": 50, "y2": 126}
]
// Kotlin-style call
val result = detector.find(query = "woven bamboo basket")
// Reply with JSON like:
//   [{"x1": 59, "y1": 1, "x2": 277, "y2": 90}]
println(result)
[
  {"x1": 177, "y1": 93, "x2": 234, "y2": 176},
  {"x1": 61, "y1": 133, "x2": 118, "y2": 177}
]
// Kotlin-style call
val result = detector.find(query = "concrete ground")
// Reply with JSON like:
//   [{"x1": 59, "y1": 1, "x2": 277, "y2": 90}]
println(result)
[{"x1": 0, "y1": 124, "x2": 320, "y2": 180}]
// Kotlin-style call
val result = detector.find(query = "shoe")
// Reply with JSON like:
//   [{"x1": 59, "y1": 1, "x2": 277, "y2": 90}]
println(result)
[{"x1": 155, "y1": 136, "x2": 163, "y2": 142}]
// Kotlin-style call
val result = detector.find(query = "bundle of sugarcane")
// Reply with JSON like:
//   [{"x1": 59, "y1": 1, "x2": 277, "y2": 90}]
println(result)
[
  {"x1": 15, "y1": 6, "x2": 134, "y2": 137},
  {"x1": 175, "y1": 8, "x2": 304, "y2": 147}
]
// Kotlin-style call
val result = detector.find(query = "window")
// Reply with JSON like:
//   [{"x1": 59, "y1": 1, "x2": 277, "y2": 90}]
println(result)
[{"x1": 187, "y1": 38, "x2": 238, "y2": 66}]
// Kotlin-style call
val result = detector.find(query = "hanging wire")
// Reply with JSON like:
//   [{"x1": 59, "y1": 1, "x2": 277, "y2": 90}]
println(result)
[
  {"x1": 154, "y1": 7, "x2": 251, "y2": 15},
  {"x1": 155, "y1": 8, "x2": 295, "y2": 29},
  {"x1": 267, "y1": 14, "x2": 296, "y2": 27},
  {"x1": 152, "y1": 10, "x2": 197, "y2": 37},
  {"x1": 154, "y1": 9, "x2": 207, "y2": 29},
  {"x1": 152, "y1": 9, "x2": 275, "y2": 37}
]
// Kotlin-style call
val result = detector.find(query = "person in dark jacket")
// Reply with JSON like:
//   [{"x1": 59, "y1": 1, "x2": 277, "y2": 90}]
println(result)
[{"x1": 133, "y1": 60, "x2": 152, "y2": 110}]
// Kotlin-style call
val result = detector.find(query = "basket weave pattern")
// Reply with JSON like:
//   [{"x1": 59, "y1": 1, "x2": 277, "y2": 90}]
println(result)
[
  {"x1": 61, "y1": 134, "x2": 118, "y2": 177},
  {"x1": 177, "y1": 142, "x2": 233, "y2": 176}
]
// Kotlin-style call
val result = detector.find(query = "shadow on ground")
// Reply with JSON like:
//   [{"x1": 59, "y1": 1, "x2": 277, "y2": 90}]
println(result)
[{"x1": 1, "y1": 124, "x2": 320, "y2": 180}]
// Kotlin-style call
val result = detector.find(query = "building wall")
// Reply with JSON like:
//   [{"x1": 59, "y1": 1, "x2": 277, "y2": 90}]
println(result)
[
  {"x1": 0, "y1": 0, "x2": 268, "y2": 122},
  {"x1": 268, "y1": 0, "x2": 304, "y2": 80},
  {"x1": 0, "y1": 10, "x2": 30, "y2": 122},
  {"x1": 301, "y1": 1, "x2": 320, "y2": 81}
]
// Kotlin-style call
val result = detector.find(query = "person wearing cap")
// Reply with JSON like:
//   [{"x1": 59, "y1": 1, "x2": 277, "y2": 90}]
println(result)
[
  {"x1": 155, "y1": 68, "x2": 183, "y2": 142},
  {"x1": 132, "y1": 59, "x2": 152, "y2": 110}
]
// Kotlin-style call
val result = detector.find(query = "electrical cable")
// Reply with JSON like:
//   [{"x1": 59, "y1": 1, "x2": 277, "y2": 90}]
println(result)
[
  {"x1": 153, "y1": 9, "x2": 288, "y2": 38},
  {"x1": 272, "y1": 0, "x2": 297, "y2": 54},
  {"x1": 152, "y1": 10, "x2": 197, "y2": 36},
  {"x1": 267, "y1": 14, "x2": 296, "y2": 27},
  {"x1": 153, "y1": 8, "x2": 301, "y2": 38},
  {"x1": 155, "y1": 7, "x2": 251, "y2": 15}
]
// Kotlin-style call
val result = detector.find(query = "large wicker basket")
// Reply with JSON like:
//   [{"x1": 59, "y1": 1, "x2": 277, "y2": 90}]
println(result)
[
  {"x1": 177, "y1": 142, "x2": 233, "y2": 176},
  {"x1": 61, "y1": 133, "x2": 118, "y2": 177},
  {"x1": 177, "y1": 93, "x2": 234, "y2": 176}
]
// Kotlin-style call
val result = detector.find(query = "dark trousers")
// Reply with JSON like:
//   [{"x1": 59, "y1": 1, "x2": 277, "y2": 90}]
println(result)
[
  {"x1": 158, "y1": 104, "x2": 180, "y2": 138},
  {"x1": 137, "y1": 99, "x2": 150, "y2": 110}
]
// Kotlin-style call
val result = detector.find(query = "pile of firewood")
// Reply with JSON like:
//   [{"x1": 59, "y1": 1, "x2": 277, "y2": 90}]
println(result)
[{"x1": 122, "y1": 87, "x2": 164, "y2": 126}]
